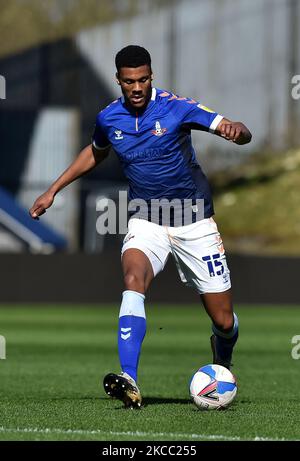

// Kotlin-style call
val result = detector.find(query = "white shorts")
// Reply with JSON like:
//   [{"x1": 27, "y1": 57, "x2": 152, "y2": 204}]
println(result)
[{"x1": 121, "y1": 217, "x2": 231, "y2": 294}]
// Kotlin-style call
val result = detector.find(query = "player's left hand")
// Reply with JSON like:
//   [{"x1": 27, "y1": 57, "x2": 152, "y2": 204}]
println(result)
[{"x1": 217, "y1": 119, "x2": 252, "y2": 145}]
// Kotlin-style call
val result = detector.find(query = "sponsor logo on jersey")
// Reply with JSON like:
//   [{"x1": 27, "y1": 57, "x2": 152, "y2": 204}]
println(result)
[
  {"x1": 114, "y1": 129, "x2": 123, "y2": 140},
  {"x1": 151, "y1": 121, "x2": 167, "y2": 137},
  {"x1": 197, "y1": 104, "x2": 215, "y2": 113}
]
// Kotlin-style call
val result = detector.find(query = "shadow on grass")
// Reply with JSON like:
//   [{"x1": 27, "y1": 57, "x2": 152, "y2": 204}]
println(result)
[
  {"x1": 90, "y1": 396, "x2": 191, "y2": 405},
  {"x1": 142, "y1": 397, "x2": 191, "y2": 406}
]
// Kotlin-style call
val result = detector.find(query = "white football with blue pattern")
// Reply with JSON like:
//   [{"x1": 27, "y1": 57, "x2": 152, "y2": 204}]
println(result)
[{"x1": 189, "y1": 364, "x2": 237, "y2": 410}]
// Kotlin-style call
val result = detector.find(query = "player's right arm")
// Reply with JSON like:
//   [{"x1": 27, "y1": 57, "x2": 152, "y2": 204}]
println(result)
[
  {"x1": 30, "y1": 110, "x2": 111, "y2": 219},
  {"x1": 29, "y1": 144, "x2": 109, "y2": 219}
]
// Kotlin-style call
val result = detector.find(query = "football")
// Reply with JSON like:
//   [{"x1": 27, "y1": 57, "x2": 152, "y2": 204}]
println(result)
[{"x1": 189, "y1": 364, "x2": 237, "y2": 410}]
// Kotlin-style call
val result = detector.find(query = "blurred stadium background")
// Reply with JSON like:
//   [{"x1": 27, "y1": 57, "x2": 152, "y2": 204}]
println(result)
[{"x1": 0, "y1": 0, "x2": 300, "y2": 304}]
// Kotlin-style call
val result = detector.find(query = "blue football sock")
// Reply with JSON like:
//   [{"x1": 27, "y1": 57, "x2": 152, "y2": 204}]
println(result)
[
  {"x1": 212, "y1": 313, "x2": 239, "y2": 363},
  {"x1": 118, "y1": 290, "x2": 146, "y2": 383}
]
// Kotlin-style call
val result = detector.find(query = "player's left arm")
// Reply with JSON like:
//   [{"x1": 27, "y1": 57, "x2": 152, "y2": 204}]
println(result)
[
  {"x1": 176, "y1": 98, "x2": 252, "y2": 145},
  {"x1": 215, "y1": 118, "x2": 252, "y2": 145}
]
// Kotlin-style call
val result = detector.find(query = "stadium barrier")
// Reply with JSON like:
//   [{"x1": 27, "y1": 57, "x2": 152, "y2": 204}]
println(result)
[{"x1": 0, "y1": 252, "x2": 298, "y2": 305}]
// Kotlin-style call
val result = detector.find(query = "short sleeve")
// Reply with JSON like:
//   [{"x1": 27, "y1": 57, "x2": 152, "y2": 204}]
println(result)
[
  {"x1": 178, "y1": 100, "x2": 223, "y2": 133},
  {"x1": 91, "y1": 114, "x2": 111, "y2": 150}
]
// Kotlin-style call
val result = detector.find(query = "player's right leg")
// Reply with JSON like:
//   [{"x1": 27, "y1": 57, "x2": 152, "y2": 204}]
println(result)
[
  {"x1": 103, "y1": 219, "x2": 169, "y2": 408},
  {"x1": 103, "y1": 249, "x2": 153, "y2": 408}
]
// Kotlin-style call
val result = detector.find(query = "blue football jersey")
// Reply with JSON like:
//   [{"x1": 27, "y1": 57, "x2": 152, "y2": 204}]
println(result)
[{"x1": 92, "y1": 88, "x2": 223, "y2": 222}]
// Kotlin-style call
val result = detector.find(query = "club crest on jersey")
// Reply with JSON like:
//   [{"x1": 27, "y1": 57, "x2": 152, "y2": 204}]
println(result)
[
  {"x1": 114, "y1": 130, "x2": 123, "y2": 140},
  {"x1": 151, "y1": 121, "x2": 167, "y2": 137}
]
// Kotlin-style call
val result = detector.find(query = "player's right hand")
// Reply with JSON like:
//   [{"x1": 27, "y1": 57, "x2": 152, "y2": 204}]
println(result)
[{"x1": 29, "y1": 191, "x2": 55, "y2": 220}]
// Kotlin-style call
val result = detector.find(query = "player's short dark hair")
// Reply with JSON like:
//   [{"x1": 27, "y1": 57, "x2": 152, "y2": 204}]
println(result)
[{"x1": 115, "y1": 45, "x2": 151, "y2": 72}]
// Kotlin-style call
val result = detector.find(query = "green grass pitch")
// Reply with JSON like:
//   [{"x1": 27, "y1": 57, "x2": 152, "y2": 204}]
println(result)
[{"x1": 0, "y1": 304, "x2": 299, "y2": 441}]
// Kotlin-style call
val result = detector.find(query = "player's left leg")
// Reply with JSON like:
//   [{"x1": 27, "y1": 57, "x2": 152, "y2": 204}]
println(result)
[
  {"x1": 169, "y1": 218, "x2": 239, "y2": 370},
  {"x1": 201, "y1": 289, "x2": 239, "y2": 370}
]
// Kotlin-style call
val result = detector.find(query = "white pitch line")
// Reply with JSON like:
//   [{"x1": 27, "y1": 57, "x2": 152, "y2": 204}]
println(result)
[{"x1": 0, "y1": 427, "x2": 292, "y2": 441}]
